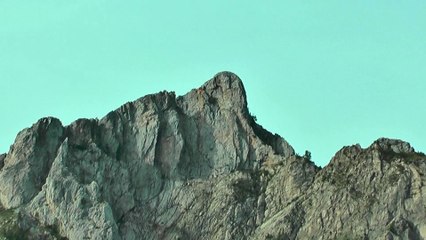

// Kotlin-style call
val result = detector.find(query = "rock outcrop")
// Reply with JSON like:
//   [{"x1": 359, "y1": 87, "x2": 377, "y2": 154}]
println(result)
[
  {"x1": 254, "y1": 138, "x2": 426, "y2": 240},
  {"x1": 0, "y1": 154, "x2": 5, "y2": 170},
  {"x1": 0, "y1": 72, "x2": 425, "y2": 240}
]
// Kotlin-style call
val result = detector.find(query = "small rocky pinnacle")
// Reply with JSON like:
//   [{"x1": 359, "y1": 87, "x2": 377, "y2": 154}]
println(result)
[
  {"x1": 198, "y1": 71, "x2": 248, "y2": 113},
  {"x1": 370, "y1": 137, "x2": 415, "y2": 153}
]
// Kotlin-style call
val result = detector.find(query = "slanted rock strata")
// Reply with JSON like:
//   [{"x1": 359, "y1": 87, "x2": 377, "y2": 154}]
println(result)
[{"x1": 0, "y1": 72, "x2": 425, "y2": 240}]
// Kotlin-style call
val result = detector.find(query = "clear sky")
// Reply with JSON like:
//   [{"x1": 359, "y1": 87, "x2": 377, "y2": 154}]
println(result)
[{"x1": 1, "y1": 1, "x2": 425, "y2": 166}]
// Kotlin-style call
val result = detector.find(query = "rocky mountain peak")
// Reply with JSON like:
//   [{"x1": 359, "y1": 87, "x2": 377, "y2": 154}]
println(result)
[
  {"x1": 1, "y1": 73, "x2": 425, "y2": 240},
  {"x1": 369, "y1": 137, "x2": 415, "y2": 154},
  {"x1": 201, "y1": 71, "x2": 248, "y2": 109},
  {"x1": 328, "y1": 137, "x2": 417, "y2": 167},
  {"x1": 172, "y1": 71, "x2": 249, "y2": 120}
]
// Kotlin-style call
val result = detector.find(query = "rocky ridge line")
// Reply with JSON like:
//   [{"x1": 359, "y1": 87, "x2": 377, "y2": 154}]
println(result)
[{"x1": 0, "y1": 72, "x2": 425, "y2": 240}]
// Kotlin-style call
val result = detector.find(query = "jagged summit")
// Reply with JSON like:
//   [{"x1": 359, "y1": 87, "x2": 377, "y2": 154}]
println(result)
[
  {"x1": 1, "y1": 73, "x2": 425, "y2": 240},
  {"x1": 200, "y1": 71, "x2": 248, "y2": 111},
  {"x1": 370, "y1": 137, "x2": 415, "y2": 154}
]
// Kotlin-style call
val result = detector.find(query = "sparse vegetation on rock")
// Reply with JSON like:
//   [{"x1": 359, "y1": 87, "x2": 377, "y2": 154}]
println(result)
[{"x1": 0, "y1": 72, "x2": 425, "y2": 239}]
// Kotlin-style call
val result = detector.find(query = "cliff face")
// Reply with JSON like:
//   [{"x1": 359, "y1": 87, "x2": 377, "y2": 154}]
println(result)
[{"x1": 0, "y1": 72, "x2": 425, "y2": 240}]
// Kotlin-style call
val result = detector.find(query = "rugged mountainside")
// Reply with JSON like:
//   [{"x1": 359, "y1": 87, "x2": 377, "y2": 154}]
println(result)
[{"x1": 0, "y1": 72, "x2": 425, "y2": 240}]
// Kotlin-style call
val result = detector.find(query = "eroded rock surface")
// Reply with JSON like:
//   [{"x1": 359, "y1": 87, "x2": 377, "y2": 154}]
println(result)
[
  {"x1": 0, "y1": 154, "x2": 5, "y2": 170},
  {"x1": 0, "y1": 118, "x2": 64, "y2": 209},
  {"x1": 0, "y1": 72, "x2": 425, "y2": 240},
  {"x1": 255, "y1": 139, "x2": 426, "y2": 240}
]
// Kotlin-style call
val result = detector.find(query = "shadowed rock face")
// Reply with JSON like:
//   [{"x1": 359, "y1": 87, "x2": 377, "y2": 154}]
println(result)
[
  {"x1": 0, "y1": 118, "x2": 64, "y2": 209},
  {"x1": 0, "y1": 72, "x2": 425, "y2": 240},
  {"x1": 0, "y1": 154, "x2": 5, "y2": 170}
]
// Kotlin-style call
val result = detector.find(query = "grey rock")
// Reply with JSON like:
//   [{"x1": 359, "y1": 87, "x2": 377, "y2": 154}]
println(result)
[
  {"x1": 255, "y1": 140, "x2": 426, "y2": 240},
  {"x1": 0, "y1": 154, "x2": 5, "y2": 170},
  {"x1": 0, "y1": 72, "x2": 425, "y2": 240},
  {"x1": 0, "y1": 117, "x2": 64, "y2": 209},
  {"x1": 371, "y1": 137, "x2": 415, "y2": 154}
]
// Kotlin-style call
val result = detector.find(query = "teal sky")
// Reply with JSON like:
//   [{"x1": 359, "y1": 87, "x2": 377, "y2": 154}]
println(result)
[{"x1": 1, "y1": 1, "x2": 425, "y2": 166}]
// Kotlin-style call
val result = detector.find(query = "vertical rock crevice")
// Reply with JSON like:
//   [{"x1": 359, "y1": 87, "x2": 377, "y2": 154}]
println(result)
[
  {"x1": 1, "y1": 72, "x2": 424, "y2": 240},
  {"x1": 0, "y1": 117, "x2": 64, "y2": 208}
]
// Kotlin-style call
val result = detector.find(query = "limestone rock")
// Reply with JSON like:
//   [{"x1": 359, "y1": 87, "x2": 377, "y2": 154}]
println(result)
[
  {"x1": 371, "y1": 137, "x2": 415, "y2": 154},
  {"x1": 0, "y1": 154, "x2": 5, "y2": 170},
  {"x1": 0, "y1": 72, "x2": 425, "y2": 240},
  {"x1": 0, "y1": 117, "x2": 64, "y2": 209},
  {"x1": 254, "y1": 139, "x2": 426, "y2": 240}
]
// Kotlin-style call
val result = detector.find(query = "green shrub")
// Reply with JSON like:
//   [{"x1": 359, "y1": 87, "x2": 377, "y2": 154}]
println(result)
[{"x1": 0, "y1": 209, "x2": 28, "y2": 240}]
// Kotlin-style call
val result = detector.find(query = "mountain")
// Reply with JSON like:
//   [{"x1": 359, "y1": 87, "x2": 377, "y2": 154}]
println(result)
[{"x1": 0, "y1": 72, "x2": 425, "y2": 240}]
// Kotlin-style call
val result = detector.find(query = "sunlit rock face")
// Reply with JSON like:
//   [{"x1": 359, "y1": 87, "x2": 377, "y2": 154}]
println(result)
[{"x1": 0, "y1": 72, "x2": 425, "y2": 240}]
